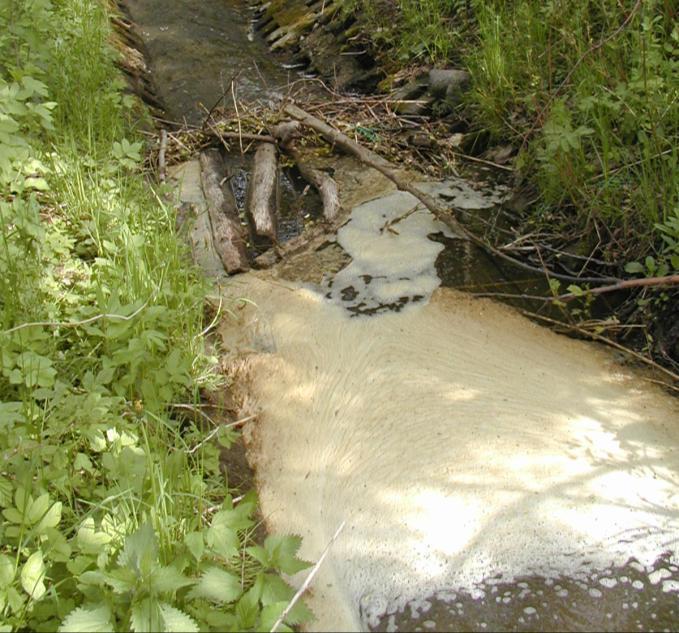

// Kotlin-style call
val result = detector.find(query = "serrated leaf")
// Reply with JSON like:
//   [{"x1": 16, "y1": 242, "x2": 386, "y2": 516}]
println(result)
[
  {"x1": 159, "y1": 603, "x2": 199, "y2": 632},
  {"x1": 265, "y1": 535, "x2": 310, "y2": 575},
  {"x1": 246, "y1": 544, "x2": 269, "y2": 567},
  {"x1": 235, "y1": 585, "x2": 261, "y2": 629},
  {"x1": 118, "y1": 522, "x2": 158, "y2": 576},
  {"x1": 566, "y1": 284, "x2": 584, "y2": 297},
  {"x1": 59, "y1": 605, "x2": 113, "y2": 632},
  {"x1": 184, "y1": 532, "x2": 204, "y2": 562},
  {"x1": 188, "y1": 567, "x2": 242, "y2": 604},
  {"x1": 130, "y1": 597, "x2": 162, "y2": 633},
  {"x1": 3, "y1": 507, "x2": 23, "y2": 524},
  {"x1": 206, "y1": 522, "x2": 239, "y2": 559},
  {"x1": 20, "y1": 551, "x2": 46, "y2": 600},
  {"x1": 259, "y1": 601, "x2": 291, "y2": 633},
  {"x1": 150, "y1": 566, "x2": 194, "y2": 594}
]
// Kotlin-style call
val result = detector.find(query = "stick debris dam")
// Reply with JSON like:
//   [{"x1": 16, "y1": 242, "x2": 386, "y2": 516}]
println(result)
[{"x1": 220, "y1": 190, "x2": 679, "y2": 632}]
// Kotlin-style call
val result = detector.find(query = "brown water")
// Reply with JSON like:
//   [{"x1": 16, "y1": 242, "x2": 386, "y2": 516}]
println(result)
[{"x1": 131, "y1": 1, "x2": 679, "y2": 630}]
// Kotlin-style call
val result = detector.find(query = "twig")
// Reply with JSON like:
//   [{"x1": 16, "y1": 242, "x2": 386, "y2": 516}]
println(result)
[
  {"x1": 186, "y1": 414, "x2": 257, "y2": 454},
  {"x1": 284, "y1": 103, "x2": 619, "y2": 285},
  {"x1": 231, "y1": 81, "x2": 244, "y2": 154},
  {"x1": 519, "y1": 309, "x2": 679, "y2": 385},
  {"x1": 270, "y1": 520, "x2": 347, "y2": 633},
  {"x1": 557, "y1": 275, "x2": 679, "y2": 302},
  {"x1": 3, "y1": 300, "x2": 150, "y2": 335},
  {"x1": 158, "y1": 129, "x2": 168, "y2": 183}
]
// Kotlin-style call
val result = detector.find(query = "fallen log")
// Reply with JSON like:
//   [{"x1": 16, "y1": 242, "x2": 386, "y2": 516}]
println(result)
[
  {"x1": 199, "y1": 149, "x2": 250, "y2": 274},
  {"x1": 246, "y1": 143, "x2": 279, "y2": 245},
  {"x1": 283, "y1": 103, "x2": 619, "y2": 285},
  {"x1": 270, "y1": 121, "x2": 341, "y2": 222}
]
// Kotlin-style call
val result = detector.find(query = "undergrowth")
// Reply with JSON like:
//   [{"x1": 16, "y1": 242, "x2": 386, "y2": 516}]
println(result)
[
  {"x1": 0, "y1": 0, "x2": 310, "y2": 631},
  {"x1": 343, "y1": 0, "x2": 679, "y2": 276}
]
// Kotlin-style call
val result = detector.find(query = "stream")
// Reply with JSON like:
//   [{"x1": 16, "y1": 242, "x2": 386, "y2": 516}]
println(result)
[{"x1": 123, "y1": 1, "x2": 679, "y2": 631}]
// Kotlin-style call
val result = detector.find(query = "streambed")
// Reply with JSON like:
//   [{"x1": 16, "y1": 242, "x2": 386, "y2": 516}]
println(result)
[{"x1": 126, "y1": 1, "x2": 679, "y2": 631}]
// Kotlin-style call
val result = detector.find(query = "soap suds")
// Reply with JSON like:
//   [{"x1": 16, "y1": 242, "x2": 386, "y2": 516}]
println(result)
[{"x1": 223, "y1": 274, "x2": 679, "y2": 631}]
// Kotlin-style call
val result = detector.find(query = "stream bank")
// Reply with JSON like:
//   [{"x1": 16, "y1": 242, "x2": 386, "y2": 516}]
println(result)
[{"x1": 118, "y1": 0, "x2": 679, "y2": 631}]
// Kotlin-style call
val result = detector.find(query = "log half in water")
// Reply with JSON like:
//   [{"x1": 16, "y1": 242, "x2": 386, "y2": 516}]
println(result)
[
  {"x1": 199, "y1": 149, "x2": 249, "y2": 274},
  {"x1": 270, "y1": 121, "x2": 341, "y2": 222},
  {"x1": 246, "y1": 143, "x2": 279, "y2": 246}
]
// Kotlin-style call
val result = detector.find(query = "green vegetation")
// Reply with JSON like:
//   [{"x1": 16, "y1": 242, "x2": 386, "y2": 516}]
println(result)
[
  {"x1": 345, "y1": 0, "x2": 679, "y2": 275},
  {"x1": 0, "y1": 0, "x2": 309, "y2": 630}
]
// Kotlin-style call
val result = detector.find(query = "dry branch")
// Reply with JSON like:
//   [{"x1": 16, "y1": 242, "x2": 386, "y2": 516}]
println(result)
[
  {"x1": 199, "y1": 149, "x2": 250, "y2": 274},
  {"x1": 283, "y1": 102, "x2": 619, "y2": 285}
]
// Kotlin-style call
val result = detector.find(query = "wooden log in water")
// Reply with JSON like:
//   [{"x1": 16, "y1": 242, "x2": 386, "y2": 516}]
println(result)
[
  {"x1": 270, "y1": 120, "x2": 341, "y2": 222},
  {"x1": 199, "y1": 149, "x2": 250, "y2": 274},
  {"x1": 246, "y1": 143, "x2": 279, "y2": 245}
]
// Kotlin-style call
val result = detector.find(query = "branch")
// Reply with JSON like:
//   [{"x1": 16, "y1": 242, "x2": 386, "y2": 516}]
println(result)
[{"x1": 284, "y1": 103, "x2": 619, "y2": 285}]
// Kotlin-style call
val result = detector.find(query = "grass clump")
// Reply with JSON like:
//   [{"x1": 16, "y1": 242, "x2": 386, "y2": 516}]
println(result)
[
  {"x1": 0, "y1": 1, "x2": 310, "y2": 631},
  {"x1": 343, "y1": 0, "x2": 679, "y2": 275}
]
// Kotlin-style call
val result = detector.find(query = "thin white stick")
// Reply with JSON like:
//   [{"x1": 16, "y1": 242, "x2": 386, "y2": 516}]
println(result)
[
  {"x1": 186, "y1": 414, "x2": 257, "y2": 454},
  {"x1": 2, "y1": 300, "x2": 150, "y2": 335},
  {"x1": 270, "y1": 520, "x2": 347, "y2": 633}
]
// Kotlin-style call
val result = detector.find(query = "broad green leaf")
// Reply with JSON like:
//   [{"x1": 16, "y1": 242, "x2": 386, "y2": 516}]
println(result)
[
  {"x1": 625, "y1": 261, "x2": 644, "y2": 274},
  {"x1": 119, "y1": 523, "x2": 158, "y2": 576},
  {"x1": 77, "y1": 518, "x2": 112, "y2": 555},
  {"x1": 259, "y1": 602, "x2": 291, "y2": 633},
  {"x1": 184, "y1": 531, "x2": 204, "y2": 562},
  {"x1": 130, "y1": 597, "x2": 163, "y2": 633},
  {"x1": 150, "y1": 566, "x2": 194, "y2": 594},
  {"x1": 59, "y1": 605, "x2": 113, "y2": 632},
  {"x1": 235, "y1": 585, "x2": 261, "y2": 629},
  {"x1": 159, "y1": 603, "x2": 199, "y2": 632},
  {"x1": 0, "y1": 476, "x2": 12, "y2": 506},
  {"x1": 2, "y1": 507, "x2": 23, "y2": 524},
  {"x1": 20, "y1": 551, "x2": 46, "y2": 600},
  {"x1": 188, "y1": 567, "x2": 242, "y2": 604},
  {"x1": 0, "y1": 555, "x2": 15, "y2": 585},
  {"x1": 264, "y1": 535, "x2": 310, "y2": 575},
  {"x1": 566, "y1": 284, "x2": 584, "y2": 297},
  {"x1": 27, "y1": 494, "x2": 50, "y2": 525},
  {"x1": 36, "y1": 502, "x2": 62, "y2": 532},
  {"x1": 206, "y1": 522, "x2": 239, "y2": 559}
]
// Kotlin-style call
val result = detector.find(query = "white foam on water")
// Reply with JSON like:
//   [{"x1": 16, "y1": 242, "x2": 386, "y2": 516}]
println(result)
[
  {"x1": 325, "y1": 180, "x2": 504, "y2": 314},
  {"x1": 222, "y1": 181, "x2": 679, "y2": 631}
]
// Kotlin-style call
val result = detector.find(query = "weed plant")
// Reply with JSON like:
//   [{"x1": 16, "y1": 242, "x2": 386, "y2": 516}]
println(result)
[
  {"x1": 0, "y1": 0, "x2": 309, "y2": 630},
  {"x1": 344, "y1": 0, "x2": 678, "y2": 275}
]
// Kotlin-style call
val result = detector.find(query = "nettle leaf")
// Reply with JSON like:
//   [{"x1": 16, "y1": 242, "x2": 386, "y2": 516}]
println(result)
[
  {"x1": 131, "y1": 597, "x2": 163, "y2": 633},
  {"x1": 0, "y1": 401, "x2": 23, "y2": 426},
  {"x1": 158, "y1": 603, "x2": 199, "y2": 633},
  {"x1": 20, "y1": 550, "x2": 46, "y2": 600},
  {"x1": 261, "y1": 574, "x2": 312, "y2": 625},
  {"x1": 235, "y1": 585, "x2": 261, "y2": 629},
  {"x1": 183, "y1": 531, "x2": 204, "y2": 562},
  {"x1": 206, "y1": 521, "x2": 239, "y2": 559},
  {"x1": 59, "y1": 605, "x2": 113, "y2": 632},
  {"x1": 188, "y1": 567, "x2": 242, "y2": 604},
  {"x1": 149, "y1": 566, "x2": 194, "y2": 594},
  {"x1": 119, "y1": 523, "x2": 159, "y2": 576},
  {"x1": 259, "y1": 602, "x2": 291, "y2": 633},
  {"x1": 264, "y1": 535, "x2": 310, "y2": 575}
]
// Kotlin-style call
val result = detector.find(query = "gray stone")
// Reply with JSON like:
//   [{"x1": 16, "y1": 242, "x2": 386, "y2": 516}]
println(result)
[{"x1": 428, "y1": 68, "x2": 470, "y2": 99}]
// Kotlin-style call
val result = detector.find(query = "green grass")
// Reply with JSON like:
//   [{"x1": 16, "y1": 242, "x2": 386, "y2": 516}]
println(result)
[
  {"x1": 0, "y1": 0, "x2": 310, "y2": 630},
  {"x1": 344, "y1": 0, "x2": 679, "y2": 275}
]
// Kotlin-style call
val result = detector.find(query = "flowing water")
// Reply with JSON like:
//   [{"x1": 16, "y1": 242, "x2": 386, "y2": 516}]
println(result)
[{"x1": 127, "y1": 1, "x2": 679, "y2": 630}]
